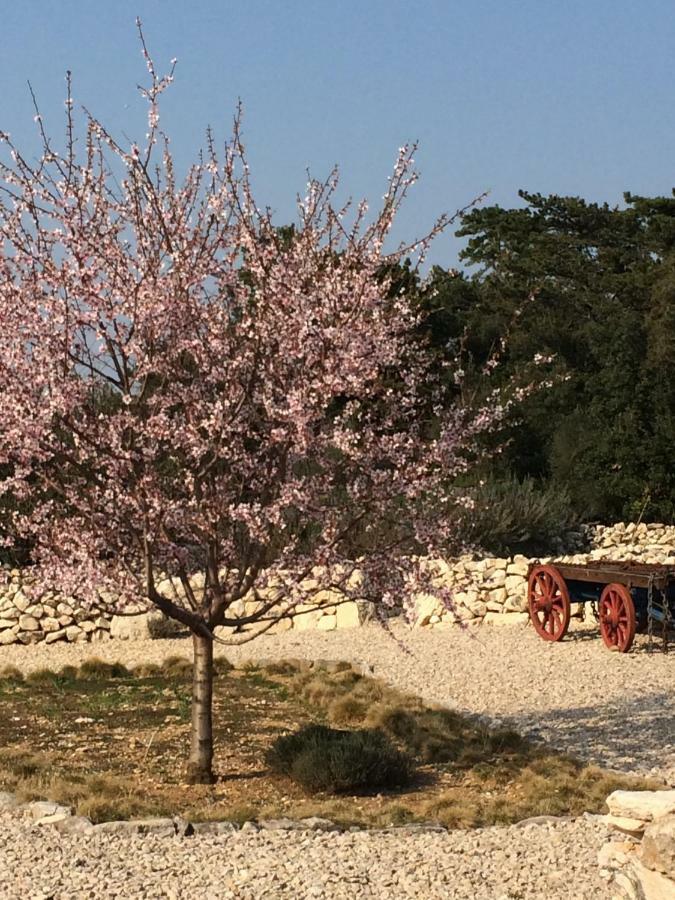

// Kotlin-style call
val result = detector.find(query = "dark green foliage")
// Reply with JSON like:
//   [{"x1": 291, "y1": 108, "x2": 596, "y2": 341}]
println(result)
[
  {"x1": 265, "y1": 724, "x2": 413, "y2": 794},
  {"x1": 457, "y1": 476, "x2": 579, "y2": 556},
  {"x1": 414, "y1": 190, "x2": 675, "y2": 523}
]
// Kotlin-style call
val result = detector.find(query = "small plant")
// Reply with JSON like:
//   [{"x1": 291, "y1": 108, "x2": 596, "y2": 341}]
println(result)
[
  {"x1": 77, "y1": 659, "x2": 130, "y2": 680},
  {"x1": 266, "y1": 724, "x2": 413, "y2": 794},
  {"x1": 0, "y1": 666, "x2": 24, "y2": 682}
]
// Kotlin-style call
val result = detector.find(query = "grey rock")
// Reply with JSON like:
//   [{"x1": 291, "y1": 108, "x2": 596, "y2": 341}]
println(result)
[
  {"x1": 0, "y1": 791, "x2": 19, "y2": 810},
  {"x1": 191, "y1": 821, "x2": 238, "y2": 835},
  {"x1": 299, "y1": 817, "x2": 341, "y2": 832},
  {"x1": 92, "y1": 817, "x2": 177, "y2": 836}
]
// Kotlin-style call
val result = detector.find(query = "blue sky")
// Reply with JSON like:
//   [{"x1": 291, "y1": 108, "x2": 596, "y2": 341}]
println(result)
[{"x1": 2, "y1": 0, "x2": 675, "y2": 266}]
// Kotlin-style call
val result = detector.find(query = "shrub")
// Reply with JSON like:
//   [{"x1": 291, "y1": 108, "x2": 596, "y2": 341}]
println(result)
[
  {"x1": 458, "y1": 475, "x2": 579, "y2": 556},
  {"x1": 266, "y1": 724, "x2": 413, "y2": 794}
]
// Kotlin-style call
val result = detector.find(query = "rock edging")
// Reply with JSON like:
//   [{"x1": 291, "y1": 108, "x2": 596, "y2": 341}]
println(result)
[{"x1": 598, "y1": 789, "x2": 675, "y2": 898}]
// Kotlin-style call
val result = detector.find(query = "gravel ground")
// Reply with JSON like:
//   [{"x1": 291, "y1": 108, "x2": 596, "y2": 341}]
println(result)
[
  {"x1": 0, "y1": 809, "x2": 614, "y2": 899},
  {"x1": 2, "y1": 619, "x2": 673, "y2": 782},
  {"x1": 1, "y1": 620, "x2": 672, "y2": 898}
]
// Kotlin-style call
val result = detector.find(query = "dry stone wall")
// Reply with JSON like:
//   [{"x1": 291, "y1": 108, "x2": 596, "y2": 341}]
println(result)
[
  {"x1": 0, "y1": 523, "x2": 673, "y2": 645},
  {"x1": 412, "y1": 522, "x2": 675, "y2": 628},
  {"x1": 598, "y1": 789, "x2": 675, "y2": 899}
]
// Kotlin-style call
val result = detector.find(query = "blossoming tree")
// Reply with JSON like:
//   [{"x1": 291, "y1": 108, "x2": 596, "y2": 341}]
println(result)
[{"x1": 0, "y1": 30, "x2": 512, "y2": 782}]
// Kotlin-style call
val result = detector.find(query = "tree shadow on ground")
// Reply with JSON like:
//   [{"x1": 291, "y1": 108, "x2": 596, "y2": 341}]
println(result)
[{"x1": 506, "y1": 690, "x2": 674, "y2": 778}]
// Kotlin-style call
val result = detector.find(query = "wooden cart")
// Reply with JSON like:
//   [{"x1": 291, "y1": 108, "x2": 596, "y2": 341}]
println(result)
[{"x1": 527, "y1": 561, "x2": 675, "y2": 652}]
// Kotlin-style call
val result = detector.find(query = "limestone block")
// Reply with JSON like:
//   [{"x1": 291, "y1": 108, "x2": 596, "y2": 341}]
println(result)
[
  {"x1": 641, "y1": 814, "x2": 675, "y2": 879},
  {"x1": 18, "y1": 614, "x2": 39, "y2": 631},
  {"x1": 0, "y1": 606, "x2": 19, "y2": 620},
  {"x1": 317, "y1": 615, "x2": 337, "y2": 631},
  {"x1": 413, "y1": 594, "x2": 440, "y2": 627},
  {"x1": 80, "y1": 620, "x2": 97, "y2": 633},
  {"x1": 41, "y1": 617, "x2": 61, "y2": 633},
  {"x1": 506, "y1": 560, "x2": 529, "y2": 577},
  {"x1": 264, "y1": 616, "x2": 292, "y2": 635},
  {"x1": 292, "y1": 605, "x2": 324, "y2": 631},
  {"x1": 468, "y1": 600, "x2": 487, "y2": 618},
  {"x1": 505, "y1": 574, "x2": 527, "y2": 595},
  {"x1": 65, "y1": 625, "x2": 83, "y2": 642},
  {"x1": 336, "y1": 600, "x2": 368, "y2": 629},
  {"x1": 110, "y1": 611, "x2": 184, "y2": 640},
  {"x1": 505, "y1": 595, "x2": 528, "y2": 613},
  {"x1": 0, "y1": 630, "x2": 17, "y2": 644},
  {"x1": 607, "y1": 791, "x2": 675, "y2": 823},
  {"x1": 482, "y1": 611, "x2": 529, "y2": 627},
  {"x1": 485, "y1": 570, "x2": 506, "y2": 588},
  {"x1": 603, "y1": 814, "x2": 648, "y2": 836},
  {"x1": 45, "y1": 629, "x2": 67, "y2": 644},
  {"x1": 487, "y1": 587, "x2": 507, "y2": 605},
  {"x1": 13, "y1": 592, "x2": 30, "y2": 612},
  {"x1": 0, "y1": 618, "x2": 16, "y2": 630},
  {"x1": 630, "y1": 859, "x2": 675, "y2": 900}
]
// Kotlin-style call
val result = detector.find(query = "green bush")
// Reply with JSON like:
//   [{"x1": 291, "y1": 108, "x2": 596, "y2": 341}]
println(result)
[
  {"x1": 266, "y1": 724, "x2": 413, "y2": 794},
  {"x1": 459, "y1": 475, "x2": 579, "y2": 556}
]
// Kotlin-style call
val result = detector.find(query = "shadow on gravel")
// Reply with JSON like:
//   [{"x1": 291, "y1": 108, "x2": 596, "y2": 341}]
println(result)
[{"x1": 513, "y1": 691, "x2": 674, "y2": 777}]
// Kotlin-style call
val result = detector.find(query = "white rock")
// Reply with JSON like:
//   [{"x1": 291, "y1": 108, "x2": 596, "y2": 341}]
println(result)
[
  {"x1": 483, "y1": 612, "x2": 529, "y2": 626},
  {"x1": 317, "y1": 615, "x2": 337, "y2": 631},
  {"x1": 603, "y1": 814, "x2": 647, "y2": 835},
  {"x1": 607, "y1": 791, "x2": 675, "y2": 823},
  {"x1": 642, "y1": 814, "x2": 675, "y2": 879},
  {"x1": 17, "y1": 614, "x2": 39, "y2": 631},
  {"x1": 630, "y1": 859, "x2": 675, "y2": 900},
  {"x1": 110, "y1": 611, "x2": 184, "y2": 640},
  {"x1": 413, "y1": 594, "x2": 439, "y2": 628},
  {"x1": 45, "y1": 629, "x2": 67, "y2": 644}
]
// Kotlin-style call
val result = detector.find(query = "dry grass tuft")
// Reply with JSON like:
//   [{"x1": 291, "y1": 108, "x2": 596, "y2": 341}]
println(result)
[
  {"x1": 77, "y1": 659, "x2": 130, "y2": 680},
  {"x1": 0, "y1": 665, "x2": 24, "y2": 682}
]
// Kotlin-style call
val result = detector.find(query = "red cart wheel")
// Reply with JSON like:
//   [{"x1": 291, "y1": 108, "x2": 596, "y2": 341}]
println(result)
[
  {"x1": 528, "y1": 565, "x2": 571, "y2": 642},
  {"x1": 598, "y1": 583, "x2": 636, "y2": 652}
]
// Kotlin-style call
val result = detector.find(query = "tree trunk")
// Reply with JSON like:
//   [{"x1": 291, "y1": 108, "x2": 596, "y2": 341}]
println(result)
[{"x1": 187, "y1": 632, "x2": 216, "y2": 784}]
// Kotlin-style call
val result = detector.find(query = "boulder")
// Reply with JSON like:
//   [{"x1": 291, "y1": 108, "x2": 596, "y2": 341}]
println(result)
[
  {"x1": 316, "y1": 615, "x2": 337, "y2": 631},
  {"x1": 642, "y1": 814, "x2": 675, "y2": 879},
  {"x1": 630, "y1": 860, "x2": 675, "y2": 900},
  {"x1": 18, "y1": 614, "x2": 39, "y2": 631},
  {"x1": 607, "y1": 791, "x2": 675, "y2": 823}
]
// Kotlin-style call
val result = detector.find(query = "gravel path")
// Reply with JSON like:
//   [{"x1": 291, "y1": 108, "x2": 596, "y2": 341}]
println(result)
[
  {"x1": 2, "y1": 619, "x2": 673, "y2": 782},
  {"x1": 0, "y1": 809, "x2": 614, "y2": 899}
]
